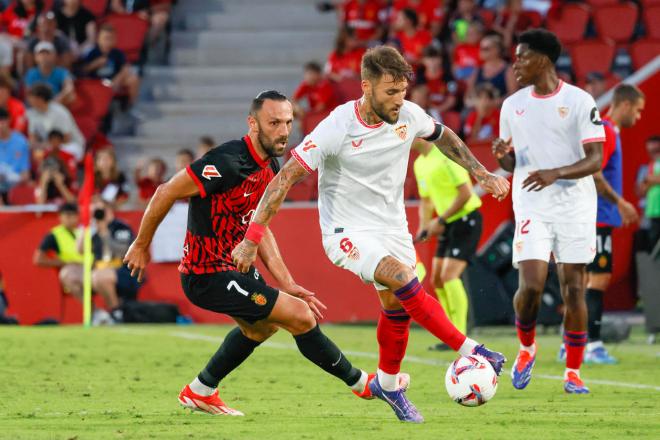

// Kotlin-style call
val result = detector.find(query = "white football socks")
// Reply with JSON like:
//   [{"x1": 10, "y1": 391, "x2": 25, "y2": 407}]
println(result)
[
  {"x1": 350, "y1": 370, "x2": 369, "y2": 393},
  {"x1": 377, "y1": 369, "x2": 399, "y2": 392},
  {"x1": 190, "y1": 377, "x2": 215, "y2": 396},
  {"x1": 520, "y1": 343, "x2": 536, "y2": 354},
  {"x1": 458, "y1": 337, "x2": 479, "y2": 357}
]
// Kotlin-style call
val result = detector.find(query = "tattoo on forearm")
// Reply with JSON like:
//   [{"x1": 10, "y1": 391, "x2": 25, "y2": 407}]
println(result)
[
  {"x1": 252, "y1": 158, "x2": 308, "y2": 226},
  {"x1": 436, "y1": 129, "x2": 487, "y2": 179}
]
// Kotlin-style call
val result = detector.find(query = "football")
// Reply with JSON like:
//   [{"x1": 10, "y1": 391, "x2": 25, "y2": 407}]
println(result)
[{"x1": 445, "y1": 355, "x2": 498, "y2": 407}]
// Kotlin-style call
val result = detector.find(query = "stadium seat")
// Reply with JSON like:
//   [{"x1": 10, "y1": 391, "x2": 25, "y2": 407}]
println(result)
[
  {"x1": 479, "y1": 9, "x2": 495, "y2": 29},
  {"x1": 644, "y1": 6, "x2": 660, "y2": 40},
  {"x1": 594, "y1": 3, "x2": 639, "y2": 44},
  {"x1": 82, "y1": 0, "x2": 109, "y2": 17},
  {"x1": 630, "y1": 39, "x2": 660, "y2": 69},
  {"x1": 569, "y1": 39, "x2": 616, "y2": 82},
  {"x1": 7, "y1": 182, "x2": 36, "y2": 205},
  {"x1": 640, "y1": 0, "x2": 660, "y2": 8},
  {"x1": 584, "y1": 0, "x2": 619, "y2": 6},
  {"x1": 441, "y1": 111, "x2": 462, "y2": 134},
  {"x1": 69, "y1": 79, "x2": 114, "y2": 121},
  {"x1": 547, "y1": 4, "x2": 590, "y2": 44},
  {"x1": 302, "y1": 109, "x2": 331, "y2": 135},
  {"x1": 74, "y1": 114, "x2": 99, "y2": 143},
  {"x1": 101, "y1": 13, "x2": 149, "y2": 63},
  {"x1": 332, "y1": 78, "x2": 362, "y2": 101}
]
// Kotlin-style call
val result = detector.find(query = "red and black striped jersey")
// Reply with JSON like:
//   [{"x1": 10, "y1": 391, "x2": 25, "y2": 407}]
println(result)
[{"x1": 179, "y1": 135, "x2": 279, "y2": 275}]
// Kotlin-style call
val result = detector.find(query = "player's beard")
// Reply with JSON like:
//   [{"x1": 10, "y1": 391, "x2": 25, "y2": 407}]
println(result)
[
  {"x1": 369, "y1": 94, "x2": 399, "y2": 125},
  {"x1": 257, "y1": 125, "x2": 287, "y2": 158}
]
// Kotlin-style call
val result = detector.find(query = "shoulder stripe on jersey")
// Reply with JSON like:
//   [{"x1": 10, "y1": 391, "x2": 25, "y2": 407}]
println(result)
[
  {"x1": 582, "y1": 137, "x2": 606, "y2": 144},
  {"x1": 243, "y1": 135, "x2": 269, "y2": 168},
  {"x1": 186, "y1": 165, "x2": 207, "y2": 198},
  {"x1": 530, "y1": 80, "x2": 563, "y2": 99},
  {"x1": 291, "y1": 149, "x2": 312, "y2": 174},
  {"x1": 423, "y1": 122, "x2": 444, "y2": 142},
  {"x1": 354, "y1": 100, "x2": 384, "y2": 129}
]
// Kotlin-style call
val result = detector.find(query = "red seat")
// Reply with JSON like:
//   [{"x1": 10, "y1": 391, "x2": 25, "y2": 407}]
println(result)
[
  {"x1": 585, "y1": 0, "x2": 619, "y2": 6},
  {"x1": 82, "y1": 0, "x2": 108, "y2": 17},
  {"x1": 640, "y1": 0, "x2": 660, "y2": 8},
  {"x1": 74, "y1": 114, "x2": 99, "y2": 143},
  {"x1": 101, "y1": 13, "x2": 149, "y2": 63},
  {"x1": 630, "y1": 39, "x2": 660, "y2": 69},
  {"x1": 594, "y1": 3, "x2": 639, "y2": 43},
  {"x1": 644, "y1": 6, "x2": 660, "y2": 40},
  {"x1": 569, "y1": 39, "x2": 616, "y2": 82},
  {"x1": 69, "y1": 79, "x2": 114, "y2": 121},
  {"x1": 547, "y1": 4, "x2": 590, "y2": 44},
  {"x1": 7, "y1": 182, "x2": 36, "y2": 205},
  {"x1": 332, "y1": 78, "x2": 362, "y2": 101},
  {"x1": 441, "y1": 111, "x2": 462, "y2": 134},
  {"x1": 479, "y1": 9, "x2": 496, "y2": 29}
]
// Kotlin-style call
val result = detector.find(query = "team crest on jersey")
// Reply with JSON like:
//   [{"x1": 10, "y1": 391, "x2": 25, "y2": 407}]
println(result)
[
  {"x1": 202, "y1": 165, "x2": 222, "y2": 180},
  {"x1": 394, "y1": 124, "x2": 408, "y2": 140},
  {"x1": 251, "y1": 293, "x2": 267, "y2": 306},
  {"x1": 557, "y1": 106, "x2": 569, "y2": 119}
]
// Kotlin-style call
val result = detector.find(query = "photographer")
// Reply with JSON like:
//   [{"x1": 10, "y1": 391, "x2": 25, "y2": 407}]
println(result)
[
  {"x1": 34, "y1": 130, "x2": 76, "y2": 205},
  {"x1": 90, "y1": 199, "x2": 140, "y2": 322}
]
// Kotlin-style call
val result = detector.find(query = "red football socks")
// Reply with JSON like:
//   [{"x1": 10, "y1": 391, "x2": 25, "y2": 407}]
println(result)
[
  {"x1": 377, "y1": 309, "x2": 411, "y2": 374},
  {"x1": 516, "y1": 318, "x2": 536, "y2": 347},
  {"x1": 564, "y1": 330, "x2": 587, "y2": 369}
]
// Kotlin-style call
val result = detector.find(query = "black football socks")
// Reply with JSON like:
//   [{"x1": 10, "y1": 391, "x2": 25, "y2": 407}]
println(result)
[
  {"x1": 198, "y1": 326, "x2": 261, "y2": 388},
  {"x1": 586, "y1": 288, "x2": 604, "y2": 342}
]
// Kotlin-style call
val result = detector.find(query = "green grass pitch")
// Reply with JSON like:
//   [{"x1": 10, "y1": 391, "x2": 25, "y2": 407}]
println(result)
[{"x1": 2, "y1": 324, "x2": 659, "y2": 439}]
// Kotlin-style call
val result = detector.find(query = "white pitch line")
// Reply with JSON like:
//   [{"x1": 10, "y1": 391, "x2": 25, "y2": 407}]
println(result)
[{"x1": 164, "y1": 330, "x2": 660, "y2": 392}]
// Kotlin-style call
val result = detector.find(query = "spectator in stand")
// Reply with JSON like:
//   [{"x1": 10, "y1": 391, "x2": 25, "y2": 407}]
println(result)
[
  {"x1": 26, "y1": 83, "x2": 85, "y2": 160},
  {"x1": 33, "y1": 202, "x2": 84, "y2": 302},
  {"x1": 0, "y1": 108, "x2": 30, "y2": 204},
  {"x1": 463, "y1": 83, "x2": 500, "y2": 143},
  {"x1": 584, "y1": 72, "x2": 607, "y2": 100},
  {"x1": 390, "y1": 0, "x2": 443, "y2": 36},
  {"x1": 416, "y1": 45, "x2": 458, "y2": 114},
  {"x1": 448, "y1": 0, "x2": 483, "y2": 43},
  {"x1": 0, "y1": 35, "x2": 13, "y2": 78},
  {"x1": 293, "y1": 62, "x2": 339, "y2": 118},
  {"x1": 135, "y1": 157, "x2": 166, "y2": 208},
  {"x1": 340, "y1": 0, "x2": 385, "y2": 45},
  {"x1": 175, "y1": 148, "x2": 194, "y2": 173},
  {"x1": 452, "y1": 21, "x2": 483, "y2": 81},
  {"x1": 409, "y1": 82, "x2": 441, "y2": 121},
  {"x1": 196, "y1": 135, "x2": 215, "y2": 159},
  {"x1": 34, "y1": 130, "x2": 77, "y2": 205},
  {"x1": 465, "y1": 31, "x2": 516, "y2": 105},
  {"x1": 325, "y1": 26, "x2": 365, "y2": 81},
  {"x1": 109, "y1": 0, "x2": 171, "y2": 47},
  {"x1": 83, "y1": 24, "x2": 141, "y2": 107},
  {"x1": 639, "y1": 136, "x2": 660, "y2": 253},
  {"x1": 0, "y1": 75, "x2": 27, "y2": 133},
  {"x1": 26, "y1": 12, "x2": 74, "y2": 69},
  {"x1": 53, "y1": 0, "x2": 97, "y2": 58},
  {"x1": 90, "y1": 198, "x2": 139, "y2": 319},
  {"x1": 492, "y1": 0, "x2": 527, "y2": 49},
  {"x1": 24, "y1": 42, "x2": 76, "y2": 104},
  {"x1": 1, "y1": 0, "x2": 44, "y2": 40},
  {"x1": 94, "y1": 148, "x2": 129, "y2": 207},
  {"x1": 390, "y1": 8, "x2": 432, "y2": 66}
]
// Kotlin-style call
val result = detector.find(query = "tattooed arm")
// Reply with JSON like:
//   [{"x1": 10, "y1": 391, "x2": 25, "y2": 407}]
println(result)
[
  {"x1": 433, "y1": 126, "x2": 511, "y2": 200},
  {"x1": 232, "y1": 157, "x2": 309, "y2": 272}
]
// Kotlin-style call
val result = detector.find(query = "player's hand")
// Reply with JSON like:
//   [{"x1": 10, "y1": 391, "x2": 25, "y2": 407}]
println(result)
[
  {"x1": 427, "y1": 218, "x2": 446, "y2": 237},
  {"x1": 491, "y1": 137, "x2": 513, "y2": 159},
  {"x1": 414, "y1": 229, "x2": 429, "y2": 243},
  {"x1": 123, "y1": 241, "x2": 150, "y2": 282},
  {"x1": 231, "y1": 239, "x2": 258, "y2": 273},
  {"x1": 522, "y1": 169, "x2": 560, "y2": 192},
  {"x1": 286, "y1": 283, "x2": 327, "y2": 321},
  {"x1": 617, "y1": 199, "x2": 640, "y2": 226},
  {"x1": 478, "y1": 172, "x2": 510, "y2": 201}
]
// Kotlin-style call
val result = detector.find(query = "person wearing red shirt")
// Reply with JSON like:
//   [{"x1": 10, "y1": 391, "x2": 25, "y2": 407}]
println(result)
[
  {"x1": 135, "y1": 157, "x2": 167, "y2": 209},
  {"x1": 0, "y1": 75, "x2": 27, "y2": 134},
  {"x1": 1, "y1": 0, "x2": 43, "y2": 39},
  {"x1": 293, "y1": 62, "x2": 339, "y2": 116},
  {"x1": 34, "y1": 129, "x2": 78, "y2": 205},
  {"x1": 390, "y1": 0, "x2": 442, "y2": 34},
  {"x1": 391, "y1": 8, "x2": 432, "y2": 66},
  {"x1": 417, "y1": 46, "x2": 458, "y2": 114},
  {"x1": 342, "y1": 0, "x2": 385, "y2": 44},
  {"x1": 326, "y1": 26, "x2": 366, "y2": 81},
  {"x1": 463, "y1": 83, "x2": 500, "y2": 143},
  {"x1": 452, "y1": 21, "x2": 483, "y2": 80}
]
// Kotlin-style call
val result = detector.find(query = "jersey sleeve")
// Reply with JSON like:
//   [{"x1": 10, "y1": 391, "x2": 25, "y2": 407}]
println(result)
[
  {"x1": 499, "y1": 99, "x2": 512, "y2": 141},
  {"x1": 186, "y1": 147, "x2": 237, "y2": 198},
  {"x1": 408, "y1": 101, "x2": 444, "y2": 141},
  {"x1": 578, "y1": 94, "x2": 606, "y2": 145},
  {"x1": 291, "y1": 111, "x2": 343, "y2": 172}
]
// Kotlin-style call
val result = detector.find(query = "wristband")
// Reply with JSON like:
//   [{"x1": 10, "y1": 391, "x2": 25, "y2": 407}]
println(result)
[{"x1": 245, "y1": 222, "x2": 266, "y2": 244}]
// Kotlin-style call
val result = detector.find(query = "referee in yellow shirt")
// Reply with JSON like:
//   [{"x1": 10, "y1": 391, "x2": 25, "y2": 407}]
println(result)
[{"x1": 413, "y1": 140, "x2": 482, "y2": 350}]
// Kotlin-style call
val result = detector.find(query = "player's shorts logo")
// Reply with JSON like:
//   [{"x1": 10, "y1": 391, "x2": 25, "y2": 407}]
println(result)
[
  {"x1": 394, "y1": 124, "x2": 408, "y2": 141},
  {"x1": 515, "y1": 241, "x2": 524, "y2": 253},
  {"x1": 557, "y1": 106, "x2": 569, "y2": 119},
  {"x1": 251, "y1": 293, "x2": 267, "y2": 306},
  {"x1": 598, "y1": 255, "x2": 608, "y2": 268},
  {"x1": 202, "y1": 165, "x2": 222, "y2": 180},
  {"x1": 340, "y1": 237, "x2": 360, "y2": 261}
]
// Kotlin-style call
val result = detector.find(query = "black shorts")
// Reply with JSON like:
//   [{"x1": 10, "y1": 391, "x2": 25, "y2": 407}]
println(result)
[
  {"x1": 436, "y1": 210, "x2": 482, "y2": 261},
  {"x1": 587, "y1": 226, "x2": 613, "y2": 274},
  {"x1": 116, "y1": 265, "x2": 140, "y2": 301},
  {"x1": 180, "y1": 267, "x2": 279, "y2": 324}
]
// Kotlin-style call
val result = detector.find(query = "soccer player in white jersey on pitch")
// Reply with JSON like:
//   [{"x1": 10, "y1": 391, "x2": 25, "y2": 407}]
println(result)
[
  {"x1": 232, "y1": 46, "x2": 510, "y2": 422},
  {"x1": 492, "y1": 29, "x2": 605, "y2": 394}
]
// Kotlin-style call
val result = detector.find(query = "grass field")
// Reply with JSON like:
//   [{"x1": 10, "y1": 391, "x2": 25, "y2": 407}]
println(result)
[{"x1": 2, "y1": 324, "x2": 659, "y2": 440}]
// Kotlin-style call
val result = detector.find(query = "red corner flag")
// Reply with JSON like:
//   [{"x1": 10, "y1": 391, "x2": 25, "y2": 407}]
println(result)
[{"x1": 78, "y1": 152, "x2": 95, "y2": 226}]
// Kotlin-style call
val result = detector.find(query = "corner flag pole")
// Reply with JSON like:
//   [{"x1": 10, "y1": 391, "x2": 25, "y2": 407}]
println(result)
[{"x1": 79, "y1": 152, "x2": 95, "y2": 327}]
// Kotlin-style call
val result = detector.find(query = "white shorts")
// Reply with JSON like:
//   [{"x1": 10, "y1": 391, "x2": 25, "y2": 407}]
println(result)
[
  {"x1": 322, "y1": 231, "x2": 416, "y2": 290},
  {"x1": 512, "y1": 219, "x2": 597, "y2": 267}
]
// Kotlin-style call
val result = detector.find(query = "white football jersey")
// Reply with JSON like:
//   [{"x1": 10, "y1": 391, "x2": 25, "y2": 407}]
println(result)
[
  {"x1": 292, "y1": 99, "x2": 440, "y2": 234},
  {"x1": 500, "y1": 81, "x2": 605, "y2": 223}
]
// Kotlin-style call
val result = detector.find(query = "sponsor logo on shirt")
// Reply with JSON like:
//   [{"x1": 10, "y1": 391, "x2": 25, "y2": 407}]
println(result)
[
  {"x1": 351, "y1": 139, "x2": 363, "y2": 149},
  {"x1": 394, "y1": 124, "x2": 408, "y2": 141},
  {"x1": 515, "y1": 109, "x2": 525, "y2": 116},
  {"x1": 557, "y1": 106, "x2": 569, "y2": 119},
  {"x1": 202, "y1": 165, "x2": 222, "y2": 180}
]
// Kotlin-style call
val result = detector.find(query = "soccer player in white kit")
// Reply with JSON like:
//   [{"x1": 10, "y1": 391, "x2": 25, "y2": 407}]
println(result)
[
  {"x1": 492, "y1": 30, "x2": 605, "y2": 394},
  {"x1": 233, "y1": 46, "x2": 510, "y2": 422}
]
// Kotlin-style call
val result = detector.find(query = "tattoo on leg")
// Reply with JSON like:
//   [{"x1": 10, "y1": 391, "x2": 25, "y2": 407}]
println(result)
[{"x1": 375, "y1": 257, "x2": 413, "y2": 286}]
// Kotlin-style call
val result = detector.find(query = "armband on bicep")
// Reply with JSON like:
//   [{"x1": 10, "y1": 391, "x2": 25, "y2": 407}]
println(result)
[{"x1": 423, "y1": 123, "x2": 445, "y2": 142}]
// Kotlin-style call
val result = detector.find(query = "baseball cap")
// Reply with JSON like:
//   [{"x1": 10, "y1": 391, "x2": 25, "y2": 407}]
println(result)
[{"x1": 34, "y1": 41, "x2": 55, "y2": 54}]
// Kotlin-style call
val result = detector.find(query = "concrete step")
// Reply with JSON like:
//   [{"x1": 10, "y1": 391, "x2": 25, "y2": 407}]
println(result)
[
  {"x1": 179, "y1": 7, "x2": 335, "y2": 31},
  {"x1": 136, "y1": 101, "x2": 247, "y2": 118},
  {"x1": 136, "y1": 115, "x2": 249, "y2": 139},
  {"x1": 171, "y1": 45, "x2": 330, "y2": 67},
  {"x1": 142, "y1": 65, "x2": 301, "y2": 85},
  {"x1": 171, "y1": 30, "x2": 332, "y2": 50},
  {"x1": 179, "y1": 0, "x2": 320, "y2": 11},
  {"x1": 145, "y1": 78, "x2": 298, "y2": 101}
]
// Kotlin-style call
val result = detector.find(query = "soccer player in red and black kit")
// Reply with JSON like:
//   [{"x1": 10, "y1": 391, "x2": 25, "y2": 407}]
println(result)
[{"x1": 123, "y1": 91, "x2": 386, "y2": 417}]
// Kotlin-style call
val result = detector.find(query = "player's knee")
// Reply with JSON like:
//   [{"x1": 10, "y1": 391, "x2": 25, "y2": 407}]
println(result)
[
  {"x1": 289, "y1": 300, "x2": 316, "y2": 334},
  {"x1": 562, "y1": 284, "x2": 585, "y2": 308},
  {"x1": 518, "y1": 280, "x2": 544, "y2": 298},
  {"x1": 240, "y1": 324, "x2": 278, "y2": 342}
]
